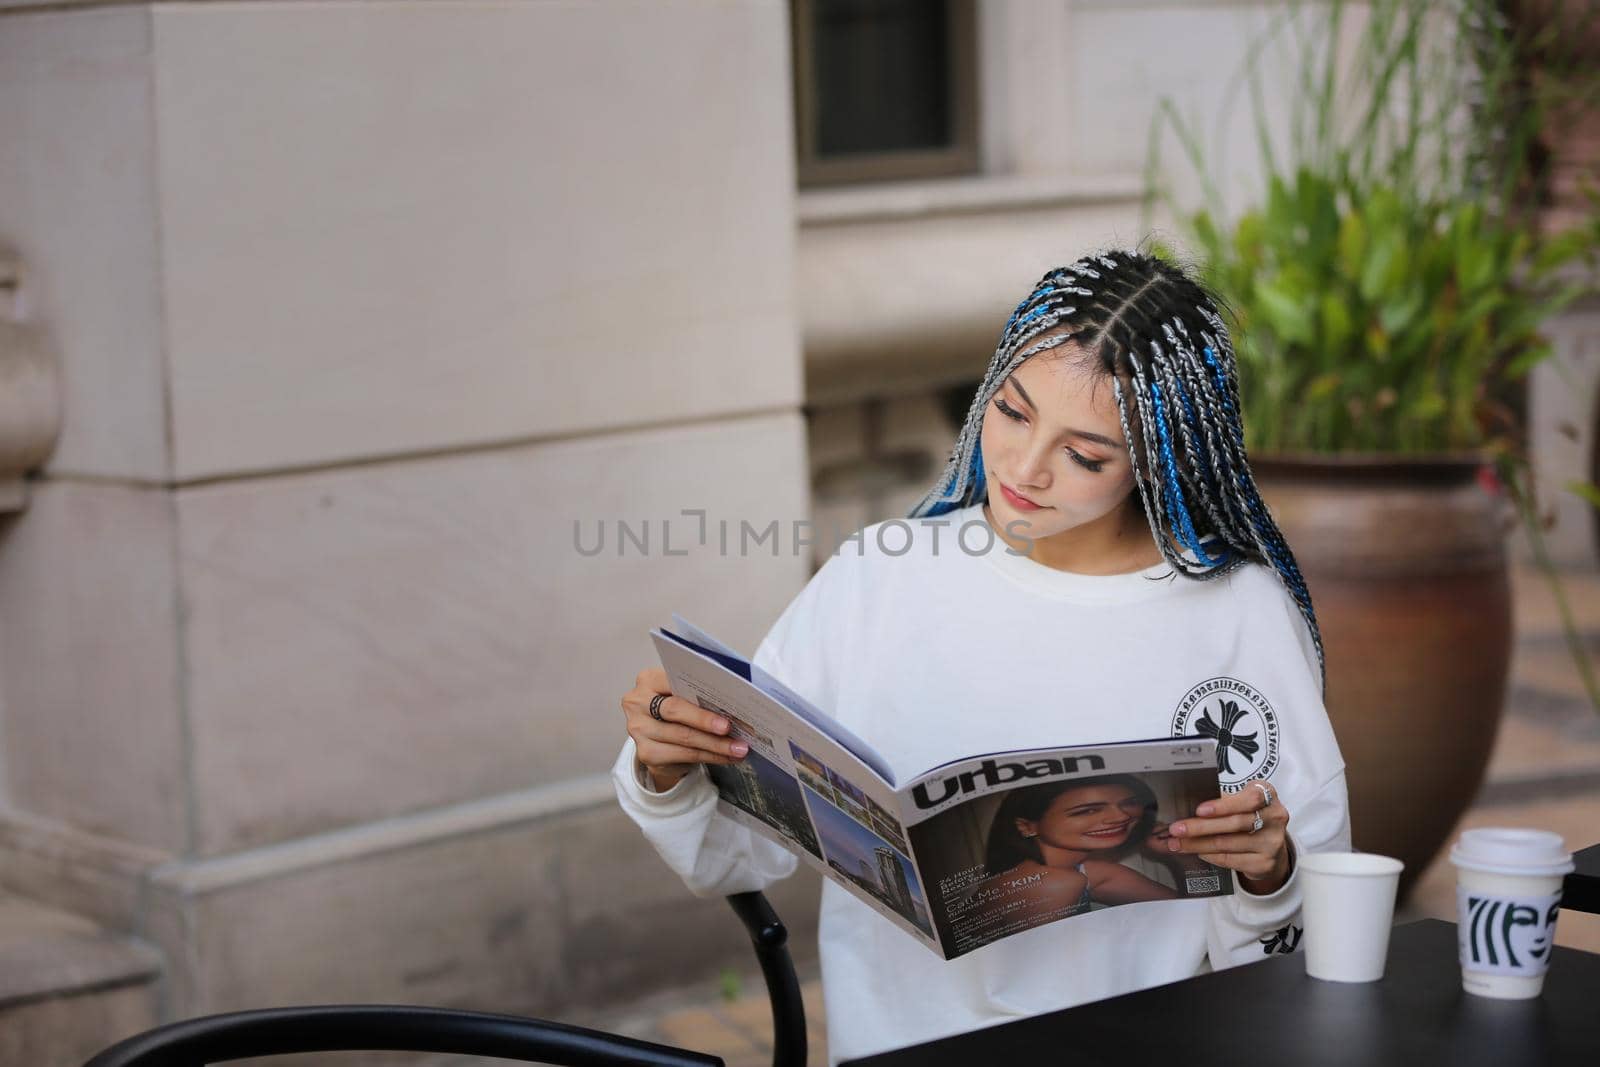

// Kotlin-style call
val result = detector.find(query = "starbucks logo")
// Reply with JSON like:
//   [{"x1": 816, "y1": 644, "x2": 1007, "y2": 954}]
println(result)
[{"x1": 1171, "y1": 677, "x2": 1280, "y2": 793}]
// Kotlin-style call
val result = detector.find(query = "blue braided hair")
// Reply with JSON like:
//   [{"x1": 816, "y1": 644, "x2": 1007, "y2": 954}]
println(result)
[{"x1": 908, "y1": 246, "x2": 1327, "y2": 697}]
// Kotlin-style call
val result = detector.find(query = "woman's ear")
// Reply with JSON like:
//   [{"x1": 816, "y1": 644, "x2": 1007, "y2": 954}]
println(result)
[{"x1": 1015, "y1": 817, "x2": 1038, "y2": 839}]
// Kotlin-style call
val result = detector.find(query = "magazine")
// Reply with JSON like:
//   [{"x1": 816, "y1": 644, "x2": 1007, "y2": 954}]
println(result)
[{"x1": 652, "y1": 615, "x2": 1234, "y2": 960}]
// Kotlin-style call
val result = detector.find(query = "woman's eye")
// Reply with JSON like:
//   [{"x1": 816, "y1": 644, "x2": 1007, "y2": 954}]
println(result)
[
  {"x1": 993, "y1": 397, "x2": 1026, "y2": 423},
  {"x1": 1067, "y1": 448, "x2": 1106, "y2": 474}
]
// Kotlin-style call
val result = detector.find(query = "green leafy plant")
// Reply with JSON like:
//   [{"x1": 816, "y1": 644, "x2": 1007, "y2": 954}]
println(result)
[
  {"x1": 1175, "y1": 173, "x2": 1595, "y2": 454},
  {"x1": 1143, "y1": 0, "x2": 1600, "y2": 712},
  {"x1": 1147, "y1": 0, "x2": 1600, "y2": 453}
]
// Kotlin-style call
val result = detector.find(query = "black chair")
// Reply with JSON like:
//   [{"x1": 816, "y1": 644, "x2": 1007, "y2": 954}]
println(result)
[
  {"x1": 1561, "y1": 843, "x2": 1600, "y2": 915},
  {"x1": 84, "y1": 891, "x2": 807, "y2": 1067}
]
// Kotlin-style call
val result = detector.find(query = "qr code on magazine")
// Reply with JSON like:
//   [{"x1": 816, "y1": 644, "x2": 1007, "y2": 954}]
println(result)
[{"x1": 1185, "y1": 874, "x2": 1222, "y2": 894}]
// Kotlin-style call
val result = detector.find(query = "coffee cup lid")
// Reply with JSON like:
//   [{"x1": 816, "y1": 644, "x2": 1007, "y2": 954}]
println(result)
[{"x1": 1449, "y1": 827, "x2": 1575, "y2": 877}]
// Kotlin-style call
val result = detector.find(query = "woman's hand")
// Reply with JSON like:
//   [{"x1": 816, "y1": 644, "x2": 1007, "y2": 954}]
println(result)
[
  {"x1": 1162, "y1": 779, "x2": 1293, "y2": 895},
  {"x1": 621, "y1": 667, "x2": 748, "y2": 792}
]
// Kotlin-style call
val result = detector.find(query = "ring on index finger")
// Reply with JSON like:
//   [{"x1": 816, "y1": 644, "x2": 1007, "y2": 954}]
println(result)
[
  {"x1": 648, "y1": 693, "x2": 668, "y2": 722},
  {"x1": 1251, "y1": 782, "x2": 1274, "y2": 809}
]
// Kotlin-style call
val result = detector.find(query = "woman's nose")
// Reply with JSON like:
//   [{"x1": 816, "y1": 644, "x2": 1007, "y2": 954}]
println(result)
[{"x1": 1014, "y1": 441, "x2": 1053, "y2": 489}]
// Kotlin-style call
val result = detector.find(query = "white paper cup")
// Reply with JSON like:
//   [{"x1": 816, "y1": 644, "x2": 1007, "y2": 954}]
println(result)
[
  {"x1": 1449, "y1": 828, "x2": 1573, "y2": 1000},
  {"x1": 1299, "y1": 851, "x2": 1404, "y2": 982}
]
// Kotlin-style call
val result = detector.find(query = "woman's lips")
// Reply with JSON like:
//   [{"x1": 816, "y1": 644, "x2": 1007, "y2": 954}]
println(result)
[
  {"x1": 1000, "y1": 482, "x2": 1044, "y2": 511},
  {"x1": 1085, "y1": 821, "x2": 1132, "y2": 839}
]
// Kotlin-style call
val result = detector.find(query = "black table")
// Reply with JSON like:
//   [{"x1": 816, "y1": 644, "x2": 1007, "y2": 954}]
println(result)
[
  {"x1": 1564, "y1": 843, "x2": 1600, "y2": 914},
  {"x1": 841, "y1": 920, "x2": 1600, "y2": 1066}
]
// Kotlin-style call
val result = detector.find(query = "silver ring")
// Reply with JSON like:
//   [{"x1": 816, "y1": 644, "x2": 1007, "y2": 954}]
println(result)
[
  {"x1": 648, "y1": 693, "x2": 668, "y2": 722},
  {"x1": 1249, "y1": 812, "x2": 1265, "y2": 834},
  {"x1": 1252, "y1": 782, "x2": 1275, "y2": 809}
]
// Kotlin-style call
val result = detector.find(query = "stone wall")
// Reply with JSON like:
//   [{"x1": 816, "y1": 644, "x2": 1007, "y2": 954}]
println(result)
[{"x1": 0, "y1": 0, "x2": 815, "y2": 1019}]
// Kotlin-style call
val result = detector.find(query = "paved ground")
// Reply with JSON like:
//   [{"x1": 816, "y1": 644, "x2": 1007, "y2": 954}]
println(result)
[{"x1": 576, "y1": 560, "x2": 1600, "y2": 1067}]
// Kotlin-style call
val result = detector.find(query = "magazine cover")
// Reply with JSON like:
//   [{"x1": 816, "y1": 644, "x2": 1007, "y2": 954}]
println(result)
[{"x1": 903, "y1": 754, "x2": 1229, "y2": 957}]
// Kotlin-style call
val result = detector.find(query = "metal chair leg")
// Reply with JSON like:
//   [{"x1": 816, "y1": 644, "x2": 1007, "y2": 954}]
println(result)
[{"x1": 727, "y1": 892, "x2": 807, "y2": 1067}]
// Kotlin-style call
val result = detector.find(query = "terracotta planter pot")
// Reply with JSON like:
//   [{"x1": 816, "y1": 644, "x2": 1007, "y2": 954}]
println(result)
[{"x1": 1251, "y1": 452, "x2": 1514, "y2": 900}]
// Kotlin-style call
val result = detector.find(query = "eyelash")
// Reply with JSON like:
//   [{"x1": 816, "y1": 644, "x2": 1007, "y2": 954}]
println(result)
[{"x1": 992, "y1": 397, "x2": 1107, "y2": 473}]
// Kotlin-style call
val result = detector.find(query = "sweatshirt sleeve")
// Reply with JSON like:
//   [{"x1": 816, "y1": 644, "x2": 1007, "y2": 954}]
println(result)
[
  {"x1": 611, "y1": 554, "x2": 856, "y2": 898},
  {"x1": 1205, "y1": 563, "x2": 1353, "y2": 968},
  {"x1": 611, "y1": 734, "x2": 799, "y2": 897}
]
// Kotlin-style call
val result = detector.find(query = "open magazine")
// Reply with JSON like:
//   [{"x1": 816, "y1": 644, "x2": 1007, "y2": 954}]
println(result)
[{"x1": 653, "y1": 615, "x2": 1233, "y2": 960}]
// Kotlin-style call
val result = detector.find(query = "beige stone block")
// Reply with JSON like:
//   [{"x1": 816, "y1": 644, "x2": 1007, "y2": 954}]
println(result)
[
  {"x1": 0, "y1": 483, "x2": 186, "y2": 852},
  {"x1": 558, "y1": 801, "x2": 823, "y2": 1011},
  {"x1": 178, "y1": 413, "x2": 810, "y2": 854},
  {"x1": 147, "y1": 810, "x2": 570, "y2": 1020},
  {"x1": 145, "y1": 793, "x2": 822, "y2": 1022},
  {"x1": 0, "y1": 808, "x2": 168, "y2": 933},
  {"x1": 0, "y1": 980, "x2": 159, "y2": 1067},
  {"x1": 0, "y1": 7, "x2": 170, "y2": 481},
  {"x1": 0, "y1": 892, "x2": 162, "y2": 1006},
  {"x1": 150, "y1": 1, "x2": 799, "y2": 480}
]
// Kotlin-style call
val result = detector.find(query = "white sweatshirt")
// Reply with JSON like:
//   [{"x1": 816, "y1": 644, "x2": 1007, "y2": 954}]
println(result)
[{"x1": 613, "y1": 504, "x2": 1350, "y2": 1064}]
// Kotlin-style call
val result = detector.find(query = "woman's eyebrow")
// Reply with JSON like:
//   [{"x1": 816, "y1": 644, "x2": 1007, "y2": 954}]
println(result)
[{"x1": 1006, "y1": 378, "x2": 1125, "y2": 449}]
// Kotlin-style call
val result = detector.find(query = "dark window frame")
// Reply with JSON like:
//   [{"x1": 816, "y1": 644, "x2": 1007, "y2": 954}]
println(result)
[{"x1": 791, "y1": 0, "x2": 980, "y2": 187}]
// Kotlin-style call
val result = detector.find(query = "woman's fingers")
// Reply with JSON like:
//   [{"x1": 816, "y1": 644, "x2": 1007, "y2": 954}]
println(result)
[
  {"x1": 1160, "y1": 781, "x2": 1293, "y2": 884},
  {"x1": 656, "y1": 694, "x2": 732, "y2": 737},
  {"x1": 622, "y1": 674, "x2": 748, "y2": 772},
  {"x1": 1165, "y1": 829, "x2": 1284, "y2": 859},
  {"x1": 1182, "y1": 832, "x2": 1280, "y2": 856},
  {"x1": 635, "y1": 667, "x2": 670, "y2": 692},
  {"x1": 1168, "y1": 806, "x2": 1284, "y2": 841},
  {"x1": 625, "y1": 679, "x2": 731, "y2": 737},
  {"x1": 645, "y1": 719, "x2": 748, "y2": 760},
  {"x1": 1191, "y1": 779, "x2": 1281, "y2": 820},
  {"x1": 635, "y1": 738, "x2": 741, "y2": 768},
  {"x1": 1168, "y1": 778, "x2": 1290, "y2": 845}
]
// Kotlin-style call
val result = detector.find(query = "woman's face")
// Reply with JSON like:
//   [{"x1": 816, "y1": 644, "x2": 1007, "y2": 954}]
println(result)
[
  {"x1": 979, "y1": 346, "x2": 1139, "y2": 544},
  {"x1": 1017, "y1": 785, "x2": 1147, "y2": 852}
]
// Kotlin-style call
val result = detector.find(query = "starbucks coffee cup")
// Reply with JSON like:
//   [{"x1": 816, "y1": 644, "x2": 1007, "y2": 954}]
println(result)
[{"x1": 1449, "y1": 828, "x2": 1574, "y2": 999}]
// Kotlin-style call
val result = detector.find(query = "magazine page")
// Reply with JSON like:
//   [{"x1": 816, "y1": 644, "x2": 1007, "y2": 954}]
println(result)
[
  {"x1": 896, "y1": 738, "x2": 1231, "y2": 959},
  {"x1": 651, "y1": 628, "x2": 941, "y2": 951},
  {"x1": 662, "y1": 618, "x2": 896, "y2": 784}
]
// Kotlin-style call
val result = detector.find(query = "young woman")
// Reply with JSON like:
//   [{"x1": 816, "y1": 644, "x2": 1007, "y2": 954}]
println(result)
[{"x1": 614, "y1": 247, "x2": 1351, "y2": 1065}]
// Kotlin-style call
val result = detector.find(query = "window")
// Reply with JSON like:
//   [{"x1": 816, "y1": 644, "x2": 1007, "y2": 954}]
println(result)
[{"x1": 791, "y1": 0, "x2": 979, "y2": 186}]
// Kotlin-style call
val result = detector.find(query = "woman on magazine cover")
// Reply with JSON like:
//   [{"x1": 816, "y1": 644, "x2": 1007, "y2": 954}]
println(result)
[
  {"x1": 612, "y1": 246, "x2": 1352, "y2": 1065},
  {"x1": 968, "y1": 775, "x2": 1179, "y2": 924}
]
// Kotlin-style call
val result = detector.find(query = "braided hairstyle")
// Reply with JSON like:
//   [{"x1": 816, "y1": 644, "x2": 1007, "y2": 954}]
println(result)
[{"x1": 908, "y1": 246, "x2": 1326, "y2": 697}]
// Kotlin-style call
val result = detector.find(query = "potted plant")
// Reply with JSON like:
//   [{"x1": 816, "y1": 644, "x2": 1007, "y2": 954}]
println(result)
[{"x1": 1142, "y1": 0, "x2": 1600, "y2": 894}]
